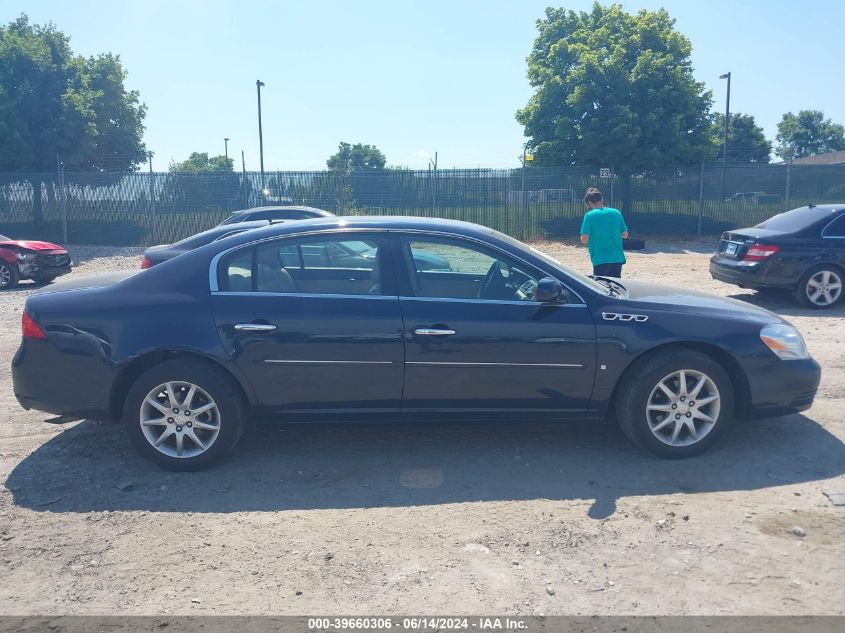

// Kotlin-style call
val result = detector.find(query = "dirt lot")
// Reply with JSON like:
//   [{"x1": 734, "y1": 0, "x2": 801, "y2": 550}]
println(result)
[{"x1": 0, "y1": 239, "x2": 843, "y2": 616}]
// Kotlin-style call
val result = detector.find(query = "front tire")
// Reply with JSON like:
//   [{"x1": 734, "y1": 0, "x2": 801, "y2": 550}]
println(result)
[
  {"x1": 616, "y1": 349, "x2": 734, "y2": 458},
  {"x1": 0, "y1": 262, "x2": 20, "y2": 289},
  {"x1": 795, "y1": 266, "x2": 843, "y2": 309},
  {"x1": 123, "y1": 359, "x2": 246, "y2": 470}
]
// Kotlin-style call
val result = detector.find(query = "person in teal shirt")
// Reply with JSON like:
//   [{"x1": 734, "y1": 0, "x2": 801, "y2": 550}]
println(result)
[{"x1": 579, "y1": 187, "x2": 629, "y2": 277}]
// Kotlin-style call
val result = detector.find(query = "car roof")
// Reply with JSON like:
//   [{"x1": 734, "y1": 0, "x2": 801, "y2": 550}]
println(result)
[
  {"x1": 217, "y1": 215, "x2": 499, "y2": 243},
  {"x1": 230, "y1": 206, "x2": 335, "y2": 216}
]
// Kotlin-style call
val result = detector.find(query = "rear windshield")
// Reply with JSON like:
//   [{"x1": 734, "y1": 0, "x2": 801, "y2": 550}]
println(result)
[{"x1": 754, "y1": 207, "x2": 836, "y2": 232}]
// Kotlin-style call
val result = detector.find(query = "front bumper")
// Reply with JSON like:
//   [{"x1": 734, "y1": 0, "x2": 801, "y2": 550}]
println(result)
[
  {"x1": 18, "y1": 252, "x2": 73, "y2": 280},
  {"x1": 741, "y1": 356, "x2": 822, "y2": 420}
]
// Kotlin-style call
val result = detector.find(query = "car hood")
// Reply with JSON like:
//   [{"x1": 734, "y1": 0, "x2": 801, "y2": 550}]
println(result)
[
  {"x1": 618, "y1": 279, "x2": 783, "y2": 324},
  {"x1": 0, "y1": 240, "x2": 66, "y2": 252},
  {"x1": 32, "y1": 271, "x2": 138, "y2": 295}
]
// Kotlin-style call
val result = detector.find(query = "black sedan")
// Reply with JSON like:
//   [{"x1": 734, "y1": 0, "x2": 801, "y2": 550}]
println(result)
[
  {"x1": 13, "y1": 217, "x2": 821, "y2": 470},
  {"x1": 217, "y1": 205, "x2": 335, "y2": 226},
  {"x1": 710, "y1": 204, "x2": 845, "y2": 308},
  {"x1": 141, "y1": 220, "x2": 271, "y2": 268}
]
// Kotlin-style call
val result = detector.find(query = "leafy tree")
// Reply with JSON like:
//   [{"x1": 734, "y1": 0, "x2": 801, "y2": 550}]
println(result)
[
  {"x1": 169, "y1": 152, "x2": 234, "y2": 173},
  {"x1": 326, "y1": 142, "x2": 386, "y2": 170},
  {"x1": 0, "y1": 14, "x2": 147, "y2": 225},
  {"x1": 775, "y1": 110, "x2": 845, "y2": 159},
  {"x1": 709, "y1": 112, "x2": 771, "y2": 164},
  {"x1": 516, "y1": 3, "x2": 712, "y2": 209}
]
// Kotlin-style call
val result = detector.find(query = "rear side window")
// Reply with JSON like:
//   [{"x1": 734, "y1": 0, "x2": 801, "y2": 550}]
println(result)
[
  {"x1": 217, "y1": 234, "x2": 386, "y2": 295},
  {"x1": 220, "y1": 249, "x2": 253, "y2": 291},
  {"x1": 754, "y1": 207, "x2": 834, "y2": 232},
  {"x1": 822, "y1": 215, "x2": 845, "y2": 237}
]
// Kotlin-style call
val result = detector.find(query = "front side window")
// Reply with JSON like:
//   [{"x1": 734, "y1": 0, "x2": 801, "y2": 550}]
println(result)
[
  {"x1": 401, "y1": 237, "x2": 551, "y2": 302},
  {"x1": 219, "y1": 234, "x2": 385, "y2": 295}
]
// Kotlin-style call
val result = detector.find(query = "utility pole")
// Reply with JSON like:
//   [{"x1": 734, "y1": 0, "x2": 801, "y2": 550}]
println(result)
[
  {"x1": 256, "y1": 80, "x2": 266, "y2": 194},
  {"x1": 224, "y1": 137, "x2": 230, "y2": 161},
  {"x1": 719, "y1": 72, "x2": 731, "y2": 199}
]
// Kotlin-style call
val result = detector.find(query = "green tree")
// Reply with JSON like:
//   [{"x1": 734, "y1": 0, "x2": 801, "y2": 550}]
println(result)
[
  {"x1": 326, "y1": 142, "x2": 386, "y2": 170},
  {"x1": 0, "y1": 14, "x2": 147, "y2": 225},
  {"x1": 775, "y1": 110, "x2": 845, "y2": 159},
  {"x1": 516, "y1": 3, "x2": 712, "y2": 209},
  {"x1": 169, "y1": 152, "x2": 234, "y2": 173},
  {"x1": 709, "y1": 112, "x2": 771, "y2": 164}
]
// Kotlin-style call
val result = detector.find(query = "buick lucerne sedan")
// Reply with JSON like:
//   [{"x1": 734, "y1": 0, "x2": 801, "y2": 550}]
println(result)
[{"x1": 13, "y1": 217, "x2": 821, "y2": 470}]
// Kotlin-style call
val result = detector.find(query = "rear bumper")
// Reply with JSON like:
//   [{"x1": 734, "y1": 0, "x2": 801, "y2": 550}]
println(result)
[
  {"x1": 741, "y1": 357, "x2": 821, "y2": 420},
  {"x1": 12, "y1": 339, "x2": 113, "y2": 420},
  {"x1": 709, "y1": 257, "x2": 787, "y2": 289}
]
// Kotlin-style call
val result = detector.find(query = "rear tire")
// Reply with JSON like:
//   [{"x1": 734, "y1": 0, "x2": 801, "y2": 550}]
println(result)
[
  {"x1": 616, "y1": 349, "x2": 734, "y2": 458},
  {"x1": 123, "y1": 359, "x2": 246, "y2": 470},
  {"x1": 795, "y1": 265, "x2": 843, "y2": 309},
  {"x1": 0, "y1": 262, "x2": 20, "y2": 290}
]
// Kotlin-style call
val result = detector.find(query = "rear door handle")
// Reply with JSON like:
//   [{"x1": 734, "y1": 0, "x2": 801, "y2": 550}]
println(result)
[
  {"x1": 414, "y1": 328, "x2": 456, "y2": 336},
  {"x1": 234, "y1": 323, "x2": 277, "y2": 332}
]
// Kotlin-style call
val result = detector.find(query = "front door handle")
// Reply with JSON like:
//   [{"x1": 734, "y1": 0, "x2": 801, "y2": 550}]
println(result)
[
  {"x1": 414, "y1": 328, "x2": 456, "y2": 336},
  {"x1": 234, "y1": 323, "x2": 277, "y2": 332}
]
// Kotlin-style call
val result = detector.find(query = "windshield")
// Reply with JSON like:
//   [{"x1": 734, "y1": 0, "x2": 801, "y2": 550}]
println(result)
[
  {"x1": 754, "y1": 206, "x2": 835, "y2": 232},
  {"x1": 0, "y1": 234, "x2": 9, "y2": 241},
  {"x1": 486, "y1": 228, "x2": 611, "y2": 295}
]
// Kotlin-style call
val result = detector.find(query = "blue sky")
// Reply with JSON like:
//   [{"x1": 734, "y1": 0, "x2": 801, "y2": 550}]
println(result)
[{"x1": 5, "y1": 0, "x2": 845, "y2": 170}]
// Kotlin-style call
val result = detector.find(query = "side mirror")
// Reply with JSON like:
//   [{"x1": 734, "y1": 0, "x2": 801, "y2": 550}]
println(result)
[{"x1": 535, "y1": 277, "x2": 563, "y2": 302}]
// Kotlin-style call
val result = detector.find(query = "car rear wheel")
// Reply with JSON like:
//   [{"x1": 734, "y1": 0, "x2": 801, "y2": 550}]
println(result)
[
  {"x1": 616, "y1": 349, "x2": 734, "y2": 458},
  {"x1": 0, "y1": 262, "x2": 20, "y2": 289},
  {"x1": 124, "y1": 359, "x2": 246, "y2": 470},
  {"x1": 795, "y1": 266, "x2": 843, "y2": 309}
]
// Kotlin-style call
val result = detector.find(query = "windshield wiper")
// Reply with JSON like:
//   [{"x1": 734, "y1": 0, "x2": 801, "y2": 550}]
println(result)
[{"x1": 590, "y1": 276, "x2": 627, "y2": 297}]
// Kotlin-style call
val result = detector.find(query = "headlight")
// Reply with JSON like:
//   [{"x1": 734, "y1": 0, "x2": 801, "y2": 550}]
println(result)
[
  {"x1": 16, "y1": 253, "x2": 36, "y2": 261},
  {"x1": 760, "y1": 324, "x2": 809, "y2": 360}
]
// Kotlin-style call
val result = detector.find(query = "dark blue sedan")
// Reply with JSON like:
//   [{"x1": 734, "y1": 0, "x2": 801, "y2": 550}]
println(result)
[{"x1": 12, "y1": 217, "x2": 821, "y2": 470}]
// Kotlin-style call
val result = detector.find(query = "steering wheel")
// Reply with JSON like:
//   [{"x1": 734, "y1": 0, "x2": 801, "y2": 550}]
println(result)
[{"x1": 478, "y1": 260, "x2": 506, "y2": 299}]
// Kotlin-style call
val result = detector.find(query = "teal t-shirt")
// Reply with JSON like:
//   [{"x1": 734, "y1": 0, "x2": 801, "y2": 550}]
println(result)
[{"x1": 580, "y1": 207, "x2": 628, "y2": 266}]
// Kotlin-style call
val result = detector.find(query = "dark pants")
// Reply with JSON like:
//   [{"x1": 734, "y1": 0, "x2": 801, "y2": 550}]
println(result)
[{"x1": 593, "y1": 262, "x2": 623, "y2": 278}]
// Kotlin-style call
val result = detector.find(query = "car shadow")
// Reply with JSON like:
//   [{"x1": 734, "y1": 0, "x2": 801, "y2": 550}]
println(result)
[
  {"x1": 6, "y1": 414, "x2": 844, "y2": 520},
  {"x1": 727, "y1": 290, "x2": 845, "y2": 316}
]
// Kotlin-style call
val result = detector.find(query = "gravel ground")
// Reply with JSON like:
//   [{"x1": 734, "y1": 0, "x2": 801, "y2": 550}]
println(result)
[{"x1": 0, "y1": 238, "x2": 843, "y2": 616}]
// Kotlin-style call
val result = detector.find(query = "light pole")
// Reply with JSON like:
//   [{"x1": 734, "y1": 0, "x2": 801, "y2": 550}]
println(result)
[
  {"x1": 256, "y1": 79, "x2": 266, "y2": 194},
  {"x1": 719, "y1": 72, "x2": 731, "y2": 199},
  {"x1": 224, "y1": 137, "x2": 229, "y2": 161}
]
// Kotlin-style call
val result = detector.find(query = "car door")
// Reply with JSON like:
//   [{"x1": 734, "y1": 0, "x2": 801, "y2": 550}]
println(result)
[
  {"x1": 210, "y1": 232, "x2": 404, "y2": 418},
  {"x1": 393, "y1": 234, "x2": 597, "y2": 416}
]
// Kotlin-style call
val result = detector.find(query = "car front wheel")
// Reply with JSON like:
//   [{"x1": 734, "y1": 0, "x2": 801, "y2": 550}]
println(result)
[
  {"x1": 0, "y1": 262, "x2": 20, "y2": 289},
  {"x1": 616, "y1": 349, "x2": 734, "y2": 458},
  {"x1": 124, "y1": 359, "x2": 246, "y2": 470},
  {"x1": 796, "y1": 266, "x2": 843, "y2": 309}
]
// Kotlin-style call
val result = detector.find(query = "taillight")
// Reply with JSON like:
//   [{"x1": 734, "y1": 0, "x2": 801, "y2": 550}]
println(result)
[
  {"x1": 743, "y1": 244, "x2": 780, "y2": 262},
  {"x1": 22, "y1": 311, "x2": 47, "y2": 340},
  {"x1": 141, "y1": 257, "x2": 151, "y2": 269}
]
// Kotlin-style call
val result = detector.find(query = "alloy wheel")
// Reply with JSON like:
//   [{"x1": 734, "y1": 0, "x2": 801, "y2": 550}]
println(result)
[
  {"x1": 0, "y1": 265, "x2": 10, "y2": 288},
  {"x1": 805, "y1": 270, "x2": 842, "y2": 307},
  {"x1": 139, "y1": 381, "x2": 221, "y2": 458},
  {"x1": 645, "y1": 369, "x2": 721, "y2": 447}
]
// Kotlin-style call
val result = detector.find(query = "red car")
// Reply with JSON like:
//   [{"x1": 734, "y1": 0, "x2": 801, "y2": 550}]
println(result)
[{"x1": 0, "y1": 234, "x2": 72, "y2": 289}]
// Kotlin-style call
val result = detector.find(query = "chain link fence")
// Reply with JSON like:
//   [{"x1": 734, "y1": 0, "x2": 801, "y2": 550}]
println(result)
[{"x1": 0, "y1": 163, "x2": 843, "y2": 246}]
